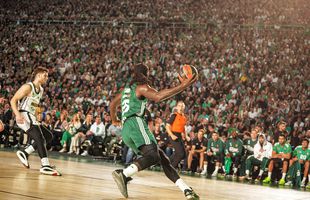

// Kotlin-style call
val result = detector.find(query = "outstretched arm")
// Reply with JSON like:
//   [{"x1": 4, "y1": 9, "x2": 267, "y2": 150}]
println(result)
[{"x1": 136, "y1": 75, "x2": 197, "y2": 103}]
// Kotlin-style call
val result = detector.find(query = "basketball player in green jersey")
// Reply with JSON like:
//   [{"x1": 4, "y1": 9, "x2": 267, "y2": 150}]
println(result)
[{"x1": 110, "y1": 64, "x2": 200, "y2": 199}]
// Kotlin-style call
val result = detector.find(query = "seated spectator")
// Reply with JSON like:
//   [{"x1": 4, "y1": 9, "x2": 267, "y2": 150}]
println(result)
[
  {"x1": 224, "y1": 129, "x2": 243, "y2": 177},
  {"x1": 70, "y1": 113, "x2": 93, "y2": 155},
  {"x1": 59, "y1": 113, "x2": 81, "y2": 153},
  {"x1": 245, "y1": 134, "x2": 272, "y2": 181},
  {"x1": 81, "y1": 116, "x2": 106, "y2": 156},
  {"x1": 154, "y1": 123, "x2": 173, "y2": 157},
  {"x1": 202, "y1": 132, "x2": 224, "y2": 176},
  {"x1": 263, "y1": 134, "x2": 292, "y2": 185},
  {"x1": 187, "y1": 129, "x2": 207, "y2": 173},
  {"x1": 50, "y1": 110, "x2": 68, "y2": 151},
  {"x1": 285, "y1": 138, "x2": 310, "y2": 187}
]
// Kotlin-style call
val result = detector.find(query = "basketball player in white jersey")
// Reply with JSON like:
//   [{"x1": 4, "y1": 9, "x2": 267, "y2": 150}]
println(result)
[{"x1": 10, "y1": 67, "x2": 61, "y2": 176}]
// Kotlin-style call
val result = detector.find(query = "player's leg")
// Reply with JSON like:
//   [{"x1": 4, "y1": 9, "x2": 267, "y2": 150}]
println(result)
[
  {"x1": 28, "y1": 125, "x2": 61, "y2": 175},
  {"x1": 170, "y1": 136, "x2": 186, "y2": 169},
  {"x1": 16, "y1": 112, "x2": 35, "y2": 168},
  {"x1": 263, "y1": 158, "x2": 275, "y2": 183},
  {"x1": 245, "y1": 155, "x2": 254, "y2": 180},
  {"x1": 158, "y1": 148, "x2": 199, "y2": 200},
  {"x1": 301, "y1": 161, "x2": 309, "y2": 187},
  {"x1": 257, "y1": 157, "x2": 268, "y2": 181},
  {"x1": 279, "y1": 159, "x2": 289, "y2": 185},
  {"x1": 187, "y1": 150, "x2": 195, "y2": 171},
  {"x1": 198, "y1": 152, "x2": 204, "y2": 172}
]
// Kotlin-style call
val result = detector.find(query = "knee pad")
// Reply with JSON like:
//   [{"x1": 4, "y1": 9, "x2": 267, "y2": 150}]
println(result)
[{"x1": 135, "y1": 143, "x2": 160, "y2": 170}]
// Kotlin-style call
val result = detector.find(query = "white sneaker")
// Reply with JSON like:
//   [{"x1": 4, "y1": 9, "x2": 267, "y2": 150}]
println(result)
[
  {"x1": 200, "y1": 169, "x2": 207, "y2": 175},
  {"x1": 285, "y1": 181, "x2": 292, "y2": 186},
  {"x1": 81, "y1": 151, "x2": 88, "y2": 156},
  {"x1": 16, "y1": 150, "x2": 30, "y2": 168},
  {"x1": 67, "y1": 151, "x2": 74, "y2": 154},
  {"x1": 211, "y1": 171, "x2": 218, "y2": 177},
  {"x1": 40, "y1": 166, "x2": 61, "y2": 176},
  {"x1": 301, "y1": 181, "x2": 306, "y2": 188},
  {"x1": 59, "y1": 148, "x2": 67, "y2": 153}
]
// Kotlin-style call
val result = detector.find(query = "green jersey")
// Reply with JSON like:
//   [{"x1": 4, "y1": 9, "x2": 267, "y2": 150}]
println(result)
[
  {"x1": 243, "y1": 138, "x2": 258, "y2": 155},
  {"x1": 207, "y1": 138, "x2": 224, "y2": 156},
  {"x1": 225, "y1": 138, "x2": 243, "y2": 156},
  {"x1": 121, "y1": 84, "x2": 147, "y2": 123},
  {"x1": 293, "y1": 145, "x2": 310, "y2": 161},
  {"x1": 273, "y1": 142, "x2": 292, "y2": 154}
]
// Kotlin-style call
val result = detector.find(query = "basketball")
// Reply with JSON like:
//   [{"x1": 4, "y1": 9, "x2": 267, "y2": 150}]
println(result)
[{"x1": 178, "y1": 64, "x2": 197, "y2": 82}]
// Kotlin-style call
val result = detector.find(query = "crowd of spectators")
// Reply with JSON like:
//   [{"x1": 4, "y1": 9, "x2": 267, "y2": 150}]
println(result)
[{"x1": 0, "y1": 0, "x2": 309, "y2": 188}]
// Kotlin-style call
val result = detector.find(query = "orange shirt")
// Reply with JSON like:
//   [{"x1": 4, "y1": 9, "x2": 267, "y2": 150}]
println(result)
[{"x1": 168, "y1": 112, "x2": 187, "y2": 133}]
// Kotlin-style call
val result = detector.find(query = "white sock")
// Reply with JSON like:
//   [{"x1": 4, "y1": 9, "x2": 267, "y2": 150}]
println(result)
[
  {"x1": 25, "y1": 145, "x2": 35, "y2": 155},
  {"x1": 282, "y1": 173, "x2": 286, "y2": 180},
  {"x1": 41, "y1": 157, "x2": 50, "y2": 166},
  {"x1": 308, "y1": 175, "x2": 310, "y2": 182},
  {"x1": 259, "y1": 170, "x2": 264, "y2": 176},
  {"x1": 203, "y1": 163, "x2": 207, "y2": 171},
  {"x1": 268, "y1": 172, "x2": 272, "y2": 178},
  {"x1": 233, "y1": 167, "x2": 237, "y2": 174},
  {"x1": 245, "y1": 170, "x2": 250, "y2": 176},
  {"x1": 302, "y1": 177, "x2": 306, "y2": 183},
  {"x1": 214, "y1": 166, "x2": 219, "y2": 173},
  {"x1": 175, "y1": 179, "x2": 191, "y2": 192},
  {"x1": 123, "y1": 164, "x2": 138, "y2": 177}
]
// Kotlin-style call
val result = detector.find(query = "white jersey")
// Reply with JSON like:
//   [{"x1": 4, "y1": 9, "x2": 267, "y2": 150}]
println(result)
[{"x1": 19, "y1": 82, "x2": 43, "y2": 116}]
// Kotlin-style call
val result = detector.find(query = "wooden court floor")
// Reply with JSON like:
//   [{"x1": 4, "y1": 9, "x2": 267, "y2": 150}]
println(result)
[{"x1": 0, "y1": 150, "x2": 309, "y2": 200}]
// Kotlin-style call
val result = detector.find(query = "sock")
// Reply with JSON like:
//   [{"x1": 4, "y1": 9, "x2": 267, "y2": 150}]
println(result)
[
  {"x1": 268, "y1": 172, "x2": 272, "y2": 178},
  {"x1": 175, "y1": 179, "x2": 191, "y2": 192},
  {"x1": 233, "y1": 167, "x2": 237, "y2": 174},
  {"x1": 282, "y1": 173, "x2": 286, "y2": 180},
  {"x1": 302, "y1": 177, "x2": 306, "y2": 183},
  {"x1": 25, "y1": 145, "x2": 35, "y2": 155},
  {"x1": 123, "y1": 164, "x2": 138, "y2": 177},
  {"x1": 259, "y1": 170, "x2": 264, "y2": 176},
  {"x1": 203, "y1": 163, "x2": 207, "y2": 171},
  {"x1": 214, "y1": 166, "x2": 219, "y2": 173},
  {"x1": 41, "y1": 157, "x2": 50, "y2": 166},
  {"x1": 245, "y1": 170, "x2": 250, "y2": 176}
]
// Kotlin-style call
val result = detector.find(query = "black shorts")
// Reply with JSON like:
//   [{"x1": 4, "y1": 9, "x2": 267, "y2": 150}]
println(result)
[
  {"x1": 206, "y1": 154, "x2": 223, "y2": 164},
  {"x1": 272, "y1": 158, "x2": 289, "y2": 167}
]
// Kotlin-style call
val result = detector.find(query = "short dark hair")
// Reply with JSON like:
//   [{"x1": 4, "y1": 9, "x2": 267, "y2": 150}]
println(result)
[
  {"x1": 302, "y1": 138, "x2": 309, "y2": 144},
  {"x1": 279, "y1": 134, "x2": 286, "y2": 139},
  {"x1": 130, "y1": 63, "x2": 149, "y2": 85},
  {"x1": 32, "y1": 67, "x2": 48, "y2": 78}
]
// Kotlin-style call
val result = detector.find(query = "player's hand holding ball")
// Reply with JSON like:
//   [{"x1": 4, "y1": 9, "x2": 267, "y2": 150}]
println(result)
[{"x1": 178, "y1": 64, "x2": 198, "y2": 84}]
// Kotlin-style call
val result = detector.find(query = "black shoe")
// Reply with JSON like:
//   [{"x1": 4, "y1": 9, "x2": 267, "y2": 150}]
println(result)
[
  {"x1": 112, "y1": 169, "x2": 129, "y2": 198},
  {"x1": 184, "y1": 188, "x2": 200, "y2": 200}
]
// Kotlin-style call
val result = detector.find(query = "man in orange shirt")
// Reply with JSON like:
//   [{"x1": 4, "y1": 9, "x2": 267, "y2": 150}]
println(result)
[{"x1": 166, "y1": 101, "x2": 187, "y2": 168}]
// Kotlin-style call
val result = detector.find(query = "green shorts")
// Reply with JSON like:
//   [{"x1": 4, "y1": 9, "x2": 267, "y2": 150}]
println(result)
[{"x1": 122, "y1": 116, "x2": 157, "y2": 153}]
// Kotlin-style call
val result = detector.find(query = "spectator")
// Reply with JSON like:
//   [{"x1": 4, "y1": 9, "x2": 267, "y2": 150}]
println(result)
[{"x1": 187, "y1": 129, "x2": 207, "y2": 173}]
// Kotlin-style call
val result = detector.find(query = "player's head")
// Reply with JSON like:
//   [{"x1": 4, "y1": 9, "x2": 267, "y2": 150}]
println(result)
[
  {"x1": 301, "y1": 138, "x2": 309, "y2": 149},
  {"x1": 212, "y1": 132, "x2": 219, "y2": 141},
  {"x1": 278, "y1": 121, "x2": 286, "y2": 131},
  {"x1": 95, "y1": 116, "x2": 101, "y2": 124},
  {"x1": 130, "y1": 63, "x2": 149, "y2": 85},
  {"x1": 32, "y1": 67, "x2": 49, "y2": 84},
  {"x1": 258, "y1": 134, "x2": 266, "y2": 145},
  {"x1": 197, "y1": 129, "x2": 205, "y2": 140},
  {"x1": 278, "y1": 134, "x2": 286, "y2": 145},
  {"x1": 176, "y1": 101, "x2": 185, "y2": 113},
  {"x1": 250, "y1": 129, "x2": 258, "y2": 139}
]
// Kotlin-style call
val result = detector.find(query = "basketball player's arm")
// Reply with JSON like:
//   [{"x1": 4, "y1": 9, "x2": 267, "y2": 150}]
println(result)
[
  {"x1": 10, "y1": 84, "x2": 32, "y2": 124},
  {"x1": 271, "y1": 150, "x2": 279, "y2": 158},
  {"x1": 136, "y1": 76, "x2": 197, "y2": 103},
  {"x1": 110, "y1": 93, "x2": 122, "y2": 125}
]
